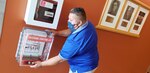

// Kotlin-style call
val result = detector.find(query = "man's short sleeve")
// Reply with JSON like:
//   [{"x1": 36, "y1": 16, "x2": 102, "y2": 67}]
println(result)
[{"x1": 59, "y1": 39, "x2": 80, "y2": 60}]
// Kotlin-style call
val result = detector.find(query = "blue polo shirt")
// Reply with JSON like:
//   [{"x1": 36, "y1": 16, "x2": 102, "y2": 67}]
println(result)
[{"x1": 59, "y1": 21, "x2": 99, "y2": 73}]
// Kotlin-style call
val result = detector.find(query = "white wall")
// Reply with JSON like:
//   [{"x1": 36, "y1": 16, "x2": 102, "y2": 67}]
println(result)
[{"x1": 0, "y1": 0, "x2": 6, "y2": 38}]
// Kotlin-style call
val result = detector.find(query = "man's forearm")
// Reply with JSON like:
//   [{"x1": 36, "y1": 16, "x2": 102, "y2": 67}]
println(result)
[
  {"x1": 41, "y1": 55, "x2": 64, "y2": 67},
  {"x1": 55, "y1": 29, "x2": 71, "y2": 37}
]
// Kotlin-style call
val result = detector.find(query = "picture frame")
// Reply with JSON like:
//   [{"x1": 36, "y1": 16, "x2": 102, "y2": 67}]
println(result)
[
  {"x1": 100, "y1": 0, "x2": 126, "y2": 28},
  {"x1": 24, "y1": 0, "x2": 64, "y2": 29},
  {"x1": 97, "y1": 0, "x2": 150, "y2": 37},
  {"x1": 0, "y1": 0, "x2": 6, "y2": 38},
  {"x1": 129, "y1": 7, "x2": 149, "y2": 34},
  {"x1": 117, "y1": 1, "x2": 138, "y2": 31}
]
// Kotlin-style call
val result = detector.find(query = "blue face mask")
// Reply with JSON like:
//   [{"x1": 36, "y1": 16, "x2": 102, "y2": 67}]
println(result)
[{"x1": 68, "y1": 21, "x2": 76, "y2": 32}]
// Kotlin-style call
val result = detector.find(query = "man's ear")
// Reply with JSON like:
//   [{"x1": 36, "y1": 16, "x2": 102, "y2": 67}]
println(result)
[
  {"x1": 78, "y1": 20, "x2": 82, "y2": 27},
  {"x1": 74, "y1": 20, "x2": 82, "y2": 29}
]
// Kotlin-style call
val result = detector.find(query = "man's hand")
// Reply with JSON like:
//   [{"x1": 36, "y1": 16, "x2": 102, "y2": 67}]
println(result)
[
  {"x1": 30, "y1": 61, "x2": 42, "y2": 68},
  {"x1": 45, "y1": 29, "x2": 71, "y2": 37},
  {"x1": 45, "y1": 29, "x2": 57, "y2": 36},
  {"x1": 30, "y1": 55, "x2": 65, "y2": 68}
]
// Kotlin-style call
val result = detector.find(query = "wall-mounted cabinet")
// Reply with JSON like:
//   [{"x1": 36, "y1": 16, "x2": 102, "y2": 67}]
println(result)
[
  {"x1": 15, "y1": 27, "x2": 54, "y2": 66},
  {"x1": 97, "y1": 0, "x2": 150, "y2": 37},
  {"x1": 24, "y1": 0, "x2": 64, "y2": 29}
]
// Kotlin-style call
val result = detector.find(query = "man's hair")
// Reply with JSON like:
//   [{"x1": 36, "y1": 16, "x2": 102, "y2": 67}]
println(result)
[{"x1": 70, "y1": 7, "x2": 86, "y2": 20}]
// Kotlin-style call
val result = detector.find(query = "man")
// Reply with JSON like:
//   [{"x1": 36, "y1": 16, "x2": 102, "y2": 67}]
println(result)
[{"x1": 30, "y1": 7, "x2": 99, "y2": 73}]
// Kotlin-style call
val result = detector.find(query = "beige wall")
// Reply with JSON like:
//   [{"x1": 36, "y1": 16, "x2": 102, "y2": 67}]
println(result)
[{"x1": 0, "y1": 0, "x2": 150, "y2": 73}]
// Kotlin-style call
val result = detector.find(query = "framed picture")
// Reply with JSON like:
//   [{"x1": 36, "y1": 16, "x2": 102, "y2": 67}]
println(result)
[
  {"x1": 100, "y1": 0, "x2": 126, "y2": 28},
  {"x1": 0, "y1": 0, "x2": 6, "y2": 38},
  {"x1": 117, "y1": 1, "x2": 138, "y2": 31},
  {"x1": 97, "y1": 0, "x2": 150, "y2": 37},
  {"x1": 129, "y1": 7, "x2": 149, "y2": 34},
  {"x1": 24, "y1": 0, "x2": 64, "y2": 29}
]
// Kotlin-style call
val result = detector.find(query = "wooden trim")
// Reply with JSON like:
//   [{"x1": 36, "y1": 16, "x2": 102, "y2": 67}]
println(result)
[
  {"x1": 96, "y1": 25, "x2": 140, "y2": 37},
  {"x1": 97, "y1": 0, "x2": 109, "y2": 27},
  {"x1": 132, "y1": 0, "x2": 150, "y2": 10}
]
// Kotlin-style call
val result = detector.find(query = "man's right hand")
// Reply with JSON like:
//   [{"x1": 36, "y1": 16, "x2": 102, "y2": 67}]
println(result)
[
  {"x1": 45, "y1": 29, "x2": 71, "y2": 37},
  {"x1": 30, "y1": 61, "x2": 42, "y2": 68},
  {"x1": 45, "y1": 29, "x2": 57, "y2": 36}
]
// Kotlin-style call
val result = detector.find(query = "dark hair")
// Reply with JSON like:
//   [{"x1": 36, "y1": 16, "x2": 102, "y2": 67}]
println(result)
[{"x1": 70, "y1": 7, "x2": 86, "y2": 20}]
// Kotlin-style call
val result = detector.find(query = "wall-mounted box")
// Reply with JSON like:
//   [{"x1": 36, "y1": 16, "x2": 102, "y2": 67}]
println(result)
[
  {"x1": 15, "y1": 27, "x2": 54, "y2": 66},
  {"x1": 24, "y1": 0, "x2": 64, "y2": 29}
]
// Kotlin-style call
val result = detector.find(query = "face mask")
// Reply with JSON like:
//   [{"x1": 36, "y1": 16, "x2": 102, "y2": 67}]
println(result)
[{"x1": 68, "y1": 21, "x2": 76, "y2": 32}]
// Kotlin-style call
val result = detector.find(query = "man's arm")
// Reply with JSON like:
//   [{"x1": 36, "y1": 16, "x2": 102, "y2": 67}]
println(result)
[
  {"x1": 30, "y1": 55, "x2": 64, "y2": 68},
  {"x1": 46, "y1": 29, "x2": 71, "y2": 37},
  {"x1": 55, "y1": 29, "x2": 71, "y2": 37}
]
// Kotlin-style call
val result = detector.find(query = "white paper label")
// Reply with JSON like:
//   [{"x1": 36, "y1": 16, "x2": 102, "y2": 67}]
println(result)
[
  {"x1": 44, "y1": 11, "x2": 54, "y2": 17},
  {"x1": 40, "y1": 1, "x2": 53, "y2": 9}
]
